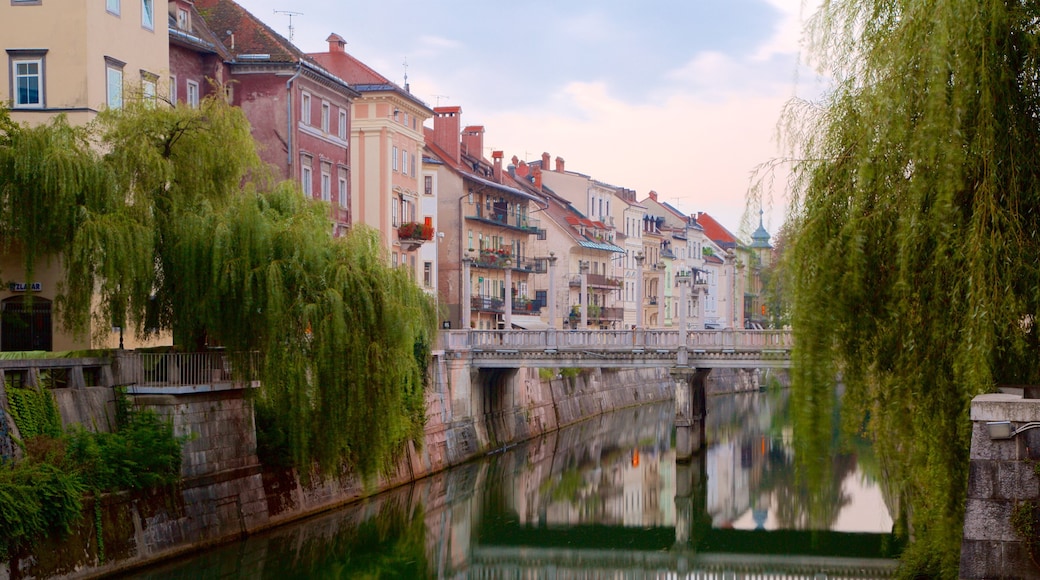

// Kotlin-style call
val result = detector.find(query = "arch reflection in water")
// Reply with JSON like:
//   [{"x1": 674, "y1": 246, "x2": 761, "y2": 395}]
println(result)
[{"x1": 126, "y1": 391, "x2": 902, "y2": 579}]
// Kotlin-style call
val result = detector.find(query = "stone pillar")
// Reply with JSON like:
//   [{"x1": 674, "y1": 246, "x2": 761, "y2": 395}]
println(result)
[
  {"x1": 657, "y1": 262, "x2": 666, "y2": 328},
  {"x1": 674, "y1": 451, "x2": 708, "y2": 551},
  {"x1": 961, "y1": 393, "x2": 1040, "y2": 578},
  {"x1": 579, "y1": 260, "x2": 589, "y2": 328},
  {"x1": 504, "y1": 259, "x2": 513, "y2": 330},
  {"x1": 461, "y1": 256, "x2": 473, "y2": 330},
  {"x1": 547, "y1": 252, "x2": 558, "y2": 347},
  {"x1": 677, "y1": 273, "x2": 690, "y2": 366},
  {"x1": 635, "y1": 252, "x2": 645, "y2": 328},
  {"x1": 672, "y1": 366, "x2": 709, "y2": 462}
]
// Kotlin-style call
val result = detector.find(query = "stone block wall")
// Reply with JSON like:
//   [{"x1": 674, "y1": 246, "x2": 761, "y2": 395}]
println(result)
[{"x1": 961, "y1": 393, "x2": 1040, "y2": 578}]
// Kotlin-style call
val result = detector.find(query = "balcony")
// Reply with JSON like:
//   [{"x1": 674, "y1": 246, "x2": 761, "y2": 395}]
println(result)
[
  {"x1": 471, "y1": 295, "x2": 504, "y2": 312},
  {"x1": 568, "y1": 305, "x2": 624, "y2": 323},
  {"x1": 568, "y1": 273, "x2": 623, "y2": 289},
  {"x1": 398, "y1": 221, "x2": 434, "y2": 252},
  {"x1": 466, "y1": 208, "x2": 543, "y2": 235}
]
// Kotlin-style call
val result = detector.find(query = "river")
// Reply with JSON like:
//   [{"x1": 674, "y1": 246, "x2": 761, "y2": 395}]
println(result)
[{"x1": 123, "y1": 385, "x2": 902, "y2": 579}]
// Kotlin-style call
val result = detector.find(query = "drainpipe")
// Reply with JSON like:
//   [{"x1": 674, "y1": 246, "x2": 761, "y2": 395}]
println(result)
[{"x1": 286, "y1": 62, "x2": 303, "y2": 172}]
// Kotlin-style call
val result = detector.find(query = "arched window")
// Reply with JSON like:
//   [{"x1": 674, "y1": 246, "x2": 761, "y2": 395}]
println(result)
[{"x1": 1, "y1": 295, "x2": 52, "y2": 352}]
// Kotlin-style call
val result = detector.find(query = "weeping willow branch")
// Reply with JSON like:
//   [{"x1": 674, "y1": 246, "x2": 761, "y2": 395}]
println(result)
[{"x1": 783, "y1": 0, "x2": 1040, "y2": 575}]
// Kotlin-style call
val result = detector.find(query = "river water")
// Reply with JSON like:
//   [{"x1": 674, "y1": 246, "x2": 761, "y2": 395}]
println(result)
[{"x1": 126, "y1": 386, "x2": 902, "y2": 579}]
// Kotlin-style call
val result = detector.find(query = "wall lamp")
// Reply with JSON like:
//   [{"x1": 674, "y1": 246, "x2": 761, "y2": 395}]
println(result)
[{"x1": 987, "y1": 421, "x2": 1040, "y2": 440}]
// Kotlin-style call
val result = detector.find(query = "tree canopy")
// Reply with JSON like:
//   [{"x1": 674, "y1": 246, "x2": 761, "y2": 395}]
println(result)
[
  {"x1": 783, "y1": 0, "x2": 1040, "y2": 574},
  {"x1": 0, "y1": 97, "x2": 436, "y2": 477}
]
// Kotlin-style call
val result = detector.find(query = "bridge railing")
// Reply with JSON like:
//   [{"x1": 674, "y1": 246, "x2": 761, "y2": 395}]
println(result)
[{"x1": 444, "y1": 329, "x2": 793, "y2": 352}]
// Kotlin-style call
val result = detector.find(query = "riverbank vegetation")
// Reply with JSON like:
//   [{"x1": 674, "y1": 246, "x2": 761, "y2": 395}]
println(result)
[
  {"x1": 781, "y1": 1, "x2": 1040, "y2": 575},
  {"x1": 0, "y1": 95, "x2": 435, "y2": 478}
]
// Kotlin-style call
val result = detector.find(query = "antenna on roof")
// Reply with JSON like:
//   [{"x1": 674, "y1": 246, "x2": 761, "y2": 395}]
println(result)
[
  {"x1": 433, "y1": 94, "x2": 450, "y2": 106},
  {"x1": 402, "y1": 57, "x2": 409, "y2": 92},
  {"x1": 273, "y1": 10, "x2": 303, "y2": 43}
]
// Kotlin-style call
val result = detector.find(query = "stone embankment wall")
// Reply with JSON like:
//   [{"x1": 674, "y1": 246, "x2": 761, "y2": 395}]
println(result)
[
  {"x1": 960, "y1": 392, "x2": 1040, "y2": 578},
  {"x1": 2, "y1": 358, "x2": 676, "y2": 579}
]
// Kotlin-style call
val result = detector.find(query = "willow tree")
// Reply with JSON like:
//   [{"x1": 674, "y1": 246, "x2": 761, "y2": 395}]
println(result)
[
  {"x1": 1, "y1": 97, "x2": 436, "y2": 478},
  {"x1": 783, "y1": 1, "x2": 1040, "y2": 575}
]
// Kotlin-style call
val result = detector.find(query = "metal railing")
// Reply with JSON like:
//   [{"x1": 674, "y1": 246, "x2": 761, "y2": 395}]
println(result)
[
  {"x1": 447, "y1": 329, "x2": 793, "y2": 352},
  {"x1": 129, "y1": 351, "x2": 261, "y2": 388}
]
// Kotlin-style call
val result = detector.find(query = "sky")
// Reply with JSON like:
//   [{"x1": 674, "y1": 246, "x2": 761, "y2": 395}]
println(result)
[{"x1": 236, "y1": 0, "x2": 826, "y2": 239}]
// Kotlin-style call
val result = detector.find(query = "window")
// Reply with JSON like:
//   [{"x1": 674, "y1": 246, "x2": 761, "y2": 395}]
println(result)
[
  {"x1": 301, "y1": 155, "x2": 313, "y2": 196},
  {"x1": 424, "y1": 175, "x2": 433, "y2": 195},
  {"x1": 186, "y1": 80, "x2": 199, "y2": 108},
  {"x1": 321, "y1": 163, "x2": 331, "y2": 202},
  {"x1": 12, "y1": 0, "x2": 43, "y2": 5},
  {"x1": 301, "y1": 92, "x2": 311, "y2": 125},
  {"x1": 392, "y1": 146, "x2": 398, "y2": 172},
  {"x1": 141, "y1": 0, "x2": 153, "y2": 30},
  {"x1": 141, "y1": 71, "x2": 157, "y2": 103},
  {"x1": 392, "y1": 197, "x2": 399, "y2": 226},
  {"x1": 402, "y1": 150, "x2": 408, "y2": 175},
  {"x1": 177, "y1": 8, "x2": 189, "y2": 30},
  {"x1": 423, "y1": 262, "x2": 432, "y2": 288},
  {"x1": 106, "y1": 0, "x2": 120, "y2": 14},
  {"x1": 411, "y1": 151, "x2": 416, "y2": 177},
  {"x1": 169, "y1": 75, "x2": 176, "y2": 103},
  {"x1": 9, "y1": 51, "x2": 45, "y2": 108},
  {"x1": 106, "y1": 57, "x2": 124, "y2": 109},
  {"x1": 392, "y1": 252, "x2": 398, "y2": 267},
  {"x1": 338, "y1": 109, "x2": 347, "y2": 139},
  {"x1": 321, "y1": 101, "x2": 330, "y2": 132},
  {"x1": 338, "y1": 168, "x2": 347, "y2": 208}
]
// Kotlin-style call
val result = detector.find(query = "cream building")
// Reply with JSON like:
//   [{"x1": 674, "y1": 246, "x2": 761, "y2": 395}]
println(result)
[
  {"x1": 0, "y1": 0, "x2": 169, "y2": 351},
  {"x1": 2, "y1": 0, "x2": 169, "y2": 127}
]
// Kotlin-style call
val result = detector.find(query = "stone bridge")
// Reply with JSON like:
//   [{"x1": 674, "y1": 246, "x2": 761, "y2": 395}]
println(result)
[
  {"x1": 439, "y1": 329, "x2": 793, "y2": 462},
  {"x1": 441, "y1": 329, "x2": 793, "y2": 369}
]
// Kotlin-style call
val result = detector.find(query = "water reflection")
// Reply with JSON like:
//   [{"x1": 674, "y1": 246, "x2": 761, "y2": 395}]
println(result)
[{"x1": 127, "y1": 387, "x2": 901, "y2": 579}]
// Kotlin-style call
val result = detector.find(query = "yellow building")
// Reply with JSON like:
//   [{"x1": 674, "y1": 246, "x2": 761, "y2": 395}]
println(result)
[{"x1": 0, "y1": 0, "x2": 170, "y2": 351}]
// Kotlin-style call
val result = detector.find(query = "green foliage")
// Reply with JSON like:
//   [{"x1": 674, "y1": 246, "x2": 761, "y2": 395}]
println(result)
[
  {"x1": 538, "y1": 368, "x2": 556, "y2": 381},
  {"x1": 560, "y1": 368, "x2": 581, "y2": 379},
  {"x1": 1012, "y1": 500, "x2": 1040, "y2": 569},
  {"x1": 5, "y1": 384, "x2": 62, "y2": 440},
  {"x1": 1, "y1": 92, "x2": 436, "y2": 481},
  {"x1": 64, "y1": 409, "x2": 182, "y2": 492},
  {"x1": 782, "y1": 0, "x2": 1040, "y2": 575},
  {"x1": 0, "y1": 460, "x2": 85, "y2": 560}
]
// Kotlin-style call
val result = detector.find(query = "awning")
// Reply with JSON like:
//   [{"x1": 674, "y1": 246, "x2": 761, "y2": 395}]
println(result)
[{"x1": 511, "y1": 315, "x2": 550, "y2": 330}]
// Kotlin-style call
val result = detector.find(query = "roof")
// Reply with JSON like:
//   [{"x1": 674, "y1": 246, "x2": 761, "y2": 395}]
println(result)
[
  {"x1": 750, "y1": 209, "x2": 772, "y2": 249},
  {"x1": 423, "y1": 127, "x2": 545, "y2": 206},
  {"x1": 696, "y1": 212, "x2": 739, "y2": 248},
  {"x1": 309, "y1": 40, "x2": 431, "y2": 113},
  {"x1": 194, "y1": 0, "x2": 353, "y2": 93}
]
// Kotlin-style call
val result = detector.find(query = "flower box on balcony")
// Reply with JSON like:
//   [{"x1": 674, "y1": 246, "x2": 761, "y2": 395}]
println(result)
[{"x1": 398, "y1": 221, "x2": 434, "y2": 241}]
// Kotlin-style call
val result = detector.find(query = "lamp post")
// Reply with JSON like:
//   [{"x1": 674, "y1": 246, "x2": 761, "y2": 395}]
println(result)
[
  {"x1": 462, "y1": 249, "x2": 474, "y2": 330},
  {"x1": 677, "y1": 271, "x2": 691, "y2": 347},
  {"x1": 504, "y1": 257, "x2": 513, "y2": 330},
  {"x1": 579, "y1": 260, "x2": 589, "y2": 328}
]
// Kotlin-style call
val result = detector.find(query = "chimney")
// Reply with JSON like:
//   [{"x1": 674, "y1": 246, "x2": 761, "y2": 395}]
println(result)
[
  {"x1": 533, "y1": 166, "x2": 542, "y2": 189},
  {"x1": 326, "y1": 33, "x2": 347, "y2": 54},
  {"x1": 555, "y1": 156, "x2": 565, "y2": 172},
  {"x1": 511, "y1": 155, "x2": 519, "y2": 167},
  {"x1": 461, "y1": 125, "x2": 484, "y2": 159},
  {"x1": 541, "y1": 152, "x2": 550, "y2": 170},
  {"x1": 517, "y1": 160, "x2": 529, "y2": 178},
  {"x1": 433, "y1": 106, "x2": 462, "y2": 164},
  {"x1": 492, "y1": 150, "x2": 503, "y2": 182},
  {"x1": 649, "y1": 190, "x2": 658, "y2": 201}
]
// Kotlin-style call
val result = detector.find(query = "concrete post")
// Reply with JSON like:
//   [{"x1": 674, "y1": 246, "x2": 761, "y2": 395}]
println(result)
[
  {"x1": 461, "y1": 255, "x2": 473, "y2": 330},
  {"x1": 547, "y1": 252, "x2": 558, "y2": 347},
  {"x1": 657, "y1": 262, "x2": 666, "y2": 328},
  {"x1": 677, "y1": 273, "x2": 690, "y2": 366},
  {"x1": 504, "y1": 259, "x2": 512, "y2": 330},
  {"x1": 579, "y1": 260, "x2": 589, "y2": 328},
  {"x1": 672, "y1": 366, "x2": 709, "y2": 462},
  {"x1": 635, "y1": 252, "x2": 645, "y2": 328}
]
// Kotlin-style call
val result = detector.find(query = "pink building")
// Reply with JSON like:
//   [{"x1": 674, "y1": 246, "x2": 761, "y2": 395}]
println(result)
[{"x1": 190, "y1": 0, "x2": 359, "y2": 234}]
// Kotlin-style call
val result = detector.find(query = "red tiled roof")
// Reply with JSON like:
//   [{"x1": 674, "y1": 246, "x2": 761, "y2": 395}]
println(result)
[
  {"x1": 195, "y1": 0, "x2": 304, "y2": 62},
  {"x1": 310, "y1": 47, "x2": 388, "y2": 85},
  {"x1": 696, "y1": 212, "x2": 738, "y2": 246}
]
